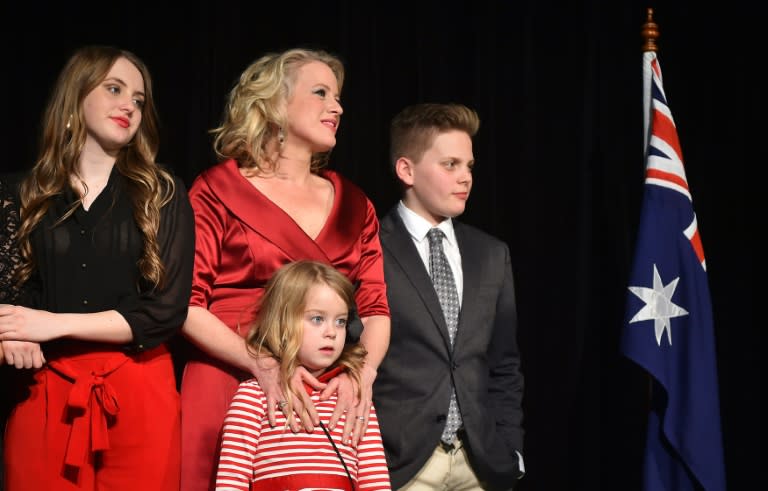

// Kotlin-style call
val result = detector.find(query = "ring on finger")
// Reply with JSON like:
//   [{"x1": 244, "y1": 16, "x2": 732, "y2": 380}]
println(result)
[
  {"x1": 356, "y1": 416, "x2": 366, "y2": 421},
  {"x1": 277, "y1": 400, "x2": 288, "y2": 410}
]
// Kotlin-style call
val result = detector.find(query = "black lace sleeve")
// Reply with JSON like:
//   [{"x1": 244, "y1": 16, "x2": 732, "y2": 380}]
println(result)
[{"x1": 0, "y1": 177, "x2": 22, "y2": 304}]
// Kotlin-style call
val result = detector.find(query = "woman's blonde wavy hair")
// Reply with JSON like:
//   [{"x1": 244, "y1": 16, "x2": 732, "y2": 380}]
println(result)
[
  {"x1": 17, "y1": 45, "x2": 175, "y2": 289},
  {"x1": 246, "y1": 260, "x2": 366, "y2": 416},
  {"x1": 211, "y1": 48, "x2": 344, "y2": 174}
]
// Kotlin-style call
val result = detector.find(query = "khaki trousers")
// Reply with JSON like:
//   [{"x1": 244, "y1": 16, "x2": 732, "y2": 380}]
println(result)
[{"x1": 399, "y1": 438, "x2": 486, "y2": 491}]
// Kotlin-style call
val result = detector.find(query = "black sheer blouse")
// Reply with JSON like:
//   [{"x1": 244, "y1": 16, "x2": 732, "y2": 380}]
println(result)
[
  {"x1": 27, "y1": 169, "x2": 195, "y2": 352},
  {"x1": 0, "y1": 177, "x2": 22, "y2": 304}
]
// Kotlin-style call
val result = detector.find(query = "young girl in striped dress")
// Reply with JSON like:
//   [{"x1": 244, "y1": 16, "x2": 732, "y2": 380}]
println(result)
[{"x1": 214, "y1": 260, "x2": 391, "y2": 491}]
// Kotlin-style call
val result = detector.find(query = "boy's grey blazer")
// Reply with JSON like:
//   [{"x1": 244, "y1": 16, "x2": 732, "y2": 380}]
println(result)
[{"x1": 373, "y1": 206, "x2": 524, "y2": 490}]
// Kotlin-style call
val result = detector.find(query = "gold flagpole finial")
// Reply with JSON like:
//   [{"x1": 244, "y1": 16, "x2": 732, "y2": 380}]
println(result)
[{"x1": 641, "y1": 8, "x2": 660, "y2": 52}]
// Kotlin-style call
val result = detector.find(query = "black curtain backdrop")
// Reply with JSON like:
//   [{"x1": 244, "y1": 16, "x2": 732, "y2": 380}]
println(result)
[{"x1": 0, "y1": 1, "x2": 760, "y2": 489}]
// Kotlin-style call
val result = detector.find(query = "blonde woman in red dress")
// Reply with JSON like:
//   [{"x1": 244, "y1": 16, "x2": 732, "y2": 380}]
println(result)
[{"x1": 180, "y1": 48, "x2": 390, "y2": 491}]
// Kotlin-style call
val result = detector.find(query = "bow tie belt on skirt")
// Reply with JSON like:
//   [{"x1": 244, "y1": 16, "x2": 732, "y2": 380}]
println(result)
[{"x1": 47, "y1": 354, "x2": 130, "y2": 468}]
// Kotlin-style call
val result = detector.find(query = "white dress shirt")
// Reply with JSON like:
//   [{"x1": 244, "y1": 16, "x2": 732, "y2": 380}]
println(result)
[{"x1": 396, "y1": 201, "x2": 463, "y2": 307}]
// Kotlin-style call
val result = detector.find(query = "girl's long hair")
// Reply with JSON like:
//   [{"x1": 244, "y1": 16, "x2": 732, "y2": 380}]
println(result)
[
  {"x1": 246, "y1": 260, "x2": 366, "y2": 415},
  {"x1": 17, "y1": 45, "x2": 174, "y2": 289}
]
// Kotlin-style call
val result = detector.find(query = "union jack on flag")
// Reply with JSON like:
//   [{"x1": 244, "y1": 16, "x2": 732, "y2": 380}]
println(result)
[{"x1": 620, "y1": 51, "x2": 727, "y2": 490}]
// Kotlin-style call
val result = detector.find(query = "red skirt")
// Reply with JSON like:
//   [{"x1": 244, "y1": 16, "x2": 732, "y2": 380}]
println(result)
[{"x1": 3, "y1": 343, "x2": 180, "y2": 491}]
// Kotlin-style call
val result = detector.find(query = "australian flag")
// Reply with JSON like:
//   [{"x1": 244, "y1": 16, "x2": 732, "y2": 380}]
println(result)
[{"x1": 620, "y1": 51, "x2": 727, "y2": 490}]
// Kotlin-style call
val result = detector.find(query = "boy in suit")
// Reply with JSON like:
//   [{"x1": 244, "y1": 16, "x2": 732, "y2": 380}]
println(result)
[{"x1": 374, "y1": 103, "x2": 525, "y2": 490}]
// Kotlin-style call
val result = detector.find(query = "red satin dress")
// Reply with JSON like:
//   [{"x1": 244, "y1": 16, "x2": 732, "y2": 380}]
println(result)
[{"x1": 180, "y1": 159, "x2": 389, "y2": 491}]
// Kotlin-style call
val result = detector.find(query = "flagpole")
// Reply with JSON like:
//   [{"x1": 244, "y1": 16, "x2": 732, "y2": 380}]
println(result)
[
  {"x1": 635, "y1": 6, "x2": 659, "y2": 441},
  {"x1": 641, "y1": 8, "x2": 659, "y2": 156}
]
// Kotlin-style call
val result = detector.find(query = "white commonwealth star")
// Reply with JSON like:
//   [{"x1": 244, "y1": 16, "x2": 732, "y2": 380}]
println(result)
[{"x1": 628, "y1": 264, "x2": 688, "y2": 346}]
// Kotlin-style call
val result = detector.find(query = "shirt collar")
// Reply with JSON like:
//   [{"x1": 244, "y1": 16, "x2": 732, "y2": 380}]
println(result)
[
  {"x1": 397, "y1": 200, "x2": 457, "y2": 246},
  {"x1": 303, "y1": 365, "x2": 346, "y2": 395},
  {"x1": 61, "y1": 165, "x2": 121, "y2": 205}
]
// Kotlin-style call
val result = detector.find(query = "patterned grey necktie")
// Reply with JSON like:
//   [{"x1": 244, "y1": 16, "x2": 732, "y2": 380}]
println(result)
[{"x1": 427, "y1": 228, "x2": 462, "y2": 445}]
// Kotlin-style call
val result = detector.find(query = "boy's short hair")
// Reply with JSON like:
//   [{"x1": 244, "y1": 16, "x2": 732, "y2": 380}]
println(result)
[{"x1": 389, "y1": 103, "x2": 480, "y2": 173}]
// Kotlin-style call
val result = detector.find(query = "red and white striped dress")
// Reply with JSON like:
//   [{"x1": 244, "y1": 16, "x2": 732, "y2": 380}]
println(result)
[{"x1": 214, "y1": 370, "x2": 391, "y2": 491}]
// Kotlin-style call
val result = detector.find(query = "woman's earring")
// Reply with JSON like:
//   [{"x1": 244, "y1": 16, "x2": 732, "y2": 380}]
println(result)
[
  {"x1": 65, "y1": 114, "x2": 73, "y2": 130},
  {"x1": 278, "y1": 127, "x2": 285, "y2": 146}
]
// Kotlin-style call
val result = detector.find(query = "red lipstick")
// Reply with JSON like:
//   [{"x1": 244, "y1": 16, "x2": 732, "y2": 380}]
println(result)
[{"x1": 112, "y1": 117, "x2": 130, "y2": 128}]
